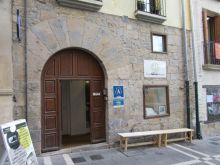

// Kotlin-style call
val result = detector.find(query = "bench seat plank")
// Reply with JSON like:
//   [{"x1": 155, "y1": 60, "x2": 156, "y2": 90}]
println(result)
[
  {"x1": 118, "y1": 128, "x2": 194, "y2": 152},
  {"x1": 118, "y1": 130, "x2": 169, "y2": 137}
]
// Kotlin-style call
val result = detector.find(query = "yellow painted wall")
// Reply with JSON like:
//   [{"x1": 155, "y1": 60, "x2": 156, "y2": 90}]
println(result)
[{"x1": 100, "y1": 0, "x2": 191, "y2": 30}]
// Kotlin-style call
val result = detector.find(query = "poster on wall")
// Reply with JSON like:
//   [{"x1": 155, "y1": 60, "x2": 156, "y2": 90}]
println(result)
[
  {"x1": 0, "y1": 119, "x2": 38, "y2": 165},
  {"x1": 144, "y1": 60, "x2": 166, "y2": 78},
  {"x1": 113, "y1": 86, "x2": 124, "y2": 108},
  {"x1": 215, "y1": 43, "x2": 220, "y2": 60}
]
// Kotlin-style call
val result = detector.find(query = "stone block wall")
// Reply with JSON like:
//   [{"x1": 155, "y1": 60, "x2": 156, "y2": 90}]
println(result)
[{"x1": 12, "y1": 0, "x2": 192, "y2": 154}]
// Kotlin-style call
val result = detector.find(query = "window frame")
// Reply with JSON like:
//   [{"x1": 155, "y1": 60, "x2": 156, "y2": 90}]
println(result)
[
  {"x1": 151, "y1": 33, "x2": 167, "y2": 54},
  {"x1": 205, "y1": 86, "x2": 220, "y2": 123},
  {"x1": 143, "y1": 85, "x2": 170, "y2": 119}
]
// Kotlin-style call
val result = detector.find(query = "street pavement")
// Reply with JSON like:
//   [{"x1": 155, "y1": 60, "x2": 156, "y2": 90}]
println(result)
[{"x1": 37, "y1": 136, "x2": 220, "y2": 165}]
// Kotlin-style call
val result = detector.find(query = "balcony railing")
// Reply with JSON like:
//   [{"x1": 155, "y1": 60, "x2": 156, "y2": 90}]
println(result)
[
  {"x1": 135, "y1": 0, "x2": 166, "y2": 24},
  {"x1": 204, "y1": 41, "x2": 220, "y2": 65}
]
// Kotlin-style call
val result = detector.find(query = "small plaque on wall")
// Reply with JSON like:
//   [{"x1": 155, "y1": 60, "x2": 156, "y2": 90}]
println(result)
[
  {"x1": 144, "y1": 60, "x2": 166, "y2": 78},
  {"x1": 113, "y1": 86, "x2": 124, "y2": 108}
]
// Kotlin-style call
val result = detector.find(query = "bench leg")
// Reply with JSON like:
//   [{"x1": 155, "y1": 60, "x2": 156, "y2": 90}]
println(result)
[
  {"x1": 184, "y1": 132, "x2": 187, "y2": 142},
  {"x1": 189, "y1": 131, "x2": 193, "y2": 143},
  {"x1": 124, "y1": 137, "x2": 128, "y2": 152},
  {"x1": 158, "y1": 134, "x2": 162, "y2": 147},
  {"x1": 164, "y1": 134, "x2": 167, "y2": 147},
  {"x1": 120, "y1": 137, "x2": 122, "y2": 150}
]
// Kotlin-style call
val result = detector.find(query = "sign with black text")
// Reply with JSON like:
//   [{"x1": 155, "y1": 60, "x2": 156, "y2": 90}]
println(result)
[{"x1": 0, "y1": 119, "x2": 38, "y2": 165}]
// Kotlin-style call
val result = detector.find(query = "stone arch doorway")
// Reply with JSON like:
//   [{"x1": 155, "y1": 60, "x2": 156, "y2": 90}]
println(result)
[{"x1": 41, "y1": 48, "x2": 106, "y2": 153}]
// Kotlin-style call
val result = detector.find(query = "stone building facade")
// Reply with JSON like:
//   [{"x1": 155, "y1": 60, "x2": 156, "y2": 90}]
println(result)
[
  {"x1": 11, "y1": 0, "x2": 193, "y2": 154},
  {"x1": 190, "y1": 0, "x2": 220, "y2": 137}
]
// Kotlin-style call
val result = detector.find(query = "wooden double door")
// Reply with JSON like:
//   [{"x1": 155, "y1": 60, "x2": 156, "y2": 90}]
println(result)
[{"x1": 41, "y1": 49, "x2": 106, "y2": 152}]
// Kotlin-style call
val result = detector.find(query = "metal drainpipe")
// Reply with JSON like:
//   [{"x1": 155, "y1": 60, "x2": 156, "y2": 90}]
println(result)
[
  {"x1": 24, "y1": 0, "x2": 28, "y2": 122},
  {"x1": 189, "y1": 0, "x2": 202, "y2": 139},
  {"x1": 181, "y1": 0, "x2": 190, "y2": 129}
]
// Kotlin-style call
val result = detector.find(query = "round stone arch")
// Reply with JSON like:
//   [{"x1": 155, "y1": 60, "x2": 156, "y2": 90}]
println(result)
[
  {"x1": 41, "y1": 47, "x2": 108, "y2": 152},
  {"x1": 25, "y1": 16, "x2": 121, "y2": 153}
]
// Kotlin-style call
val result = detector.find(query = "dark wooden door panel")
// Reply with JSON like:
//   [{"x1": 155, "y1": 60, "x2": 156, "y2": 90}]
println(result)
[
  {"x1": 77, "y1": 52, "x2": 90, "y2": 76},
  {"x1": 92, "y1": 126, "x2": 106, "y2": 142},
  {"x1": 42, "y1": 78, "x2": 59, "y2": 152},
  {"x1": 45, "y1": 59, "x2": 55, "y2": 76},
  {"x1": 44, "y1": 57, "x2": 59, "y2": 78},
  {"x1": 42, "y1": 49, "x2": 105, "y2": 152},
  {"x1": 90, "y1": 80, "x2": 105, "y2": 143},
  {"x1": 92, "y1": 111, "x2": 105, "y2": 123},
  {"x1": 89, "y1": 58, "x2": 103, "y2": 77},
  {"x1": 44, "y1": 132, "x2": 59, "y2": 149},
  {"x1": 60, "y1": 51, "x2": 73, "y2": 76},
  {"x1": 44, "y1": 115, "x2": 57, "y2": 130},
  {"x1": 45, "y1": 80, "x2": 56, "y2": 93},
  {"x1": 45, "y1": 98, "x2": 56, "y2": 113}
]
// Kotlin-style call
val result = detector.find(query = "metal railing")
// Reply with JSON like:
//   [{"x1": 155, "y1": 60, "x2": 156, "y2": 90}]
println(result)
[
  {"x1": 136, "y1": 0, "x2": 166, "y2": 17},
  {"x1": 204, "y1": 41, "x2": 220, "y2": 65}
]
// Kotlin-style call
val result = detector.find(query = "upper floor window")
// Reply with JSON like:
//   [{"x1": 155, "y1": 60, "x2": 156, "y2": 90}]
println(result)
[
  {"x1": 203, "y1": 10, "x2": 220, "y2": 65},
  {"x1": 152, "y1": 33, "x2": 167, "y2": 53},
  {"x1": 137, "y1": 0, "x2": 166, "y2": 17},
  {"x1": 135, "y1": 0, "x2": 166, "y2": 24}
]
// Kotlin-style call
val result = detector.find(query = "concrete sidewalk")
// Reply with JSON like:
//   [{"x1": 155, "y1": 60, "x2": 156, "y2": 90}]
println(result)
[{"x1": 38, "y1": 136, "x2": 220, "y2": 165}]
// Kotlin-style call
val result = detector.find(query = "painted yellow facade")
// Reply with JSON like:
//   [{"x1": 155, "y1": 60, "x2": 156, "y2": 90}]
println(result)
[{"x1": 100, "y1": 0, "x2": 191, "y2": 30}]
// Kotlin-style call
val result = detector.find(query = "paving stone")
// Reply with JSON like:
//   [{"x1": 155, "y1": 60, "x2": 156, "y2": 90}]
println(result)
[{"x1": 51, "y1": 155, "x2": 66, "y2": 165}]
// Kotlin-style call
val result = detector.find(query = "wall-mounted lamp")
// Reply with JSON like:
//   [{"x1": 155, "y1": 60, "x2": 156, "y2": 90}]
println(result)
[{"x1": 16, "y1": 9, "x2": 21, "y2": 41}]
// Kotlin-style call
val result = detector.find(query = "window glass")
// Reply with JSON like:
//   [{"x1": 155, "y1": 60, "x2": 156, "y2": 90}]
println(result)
[
  {"x1": 152, "y1": 34, "x2": 166, "y2": 52},
  {"x1": 143, "y1": 86, "x2": 169, "y2": 118},
  {"x1": 206, "y1": 87, "x2": 220, "y2": 122}
]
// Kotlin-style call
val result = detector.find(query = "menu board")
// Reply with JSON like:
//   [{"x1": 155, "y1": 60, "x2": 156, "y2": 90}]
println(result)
[{"x1": 0, "y1": 119, "x2": 38, "y2": 165}]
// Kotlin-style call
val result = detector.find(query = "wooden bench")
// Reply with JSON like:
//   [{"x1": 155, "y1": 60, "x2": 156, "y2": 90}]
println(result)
[{"x1": 118, "y1": 128, "x2": 194, "y2": 152}]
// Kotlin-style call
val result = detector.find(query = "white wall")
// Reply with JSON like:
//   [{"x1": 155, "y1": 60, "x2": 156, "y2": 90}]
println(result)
[
  {"x1": 62, "y1": 81, "x2": 89, "y2": 136},
  {"x1": 191, "y1": 0, "x2": 220, "y2": 129}
]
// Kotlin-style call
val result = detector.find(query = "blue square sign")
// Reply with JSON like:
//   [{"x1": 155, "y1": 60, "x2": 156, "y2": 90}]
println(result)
[{"x1": 113, "y1": 86, "x2": 124, "y2": 98}]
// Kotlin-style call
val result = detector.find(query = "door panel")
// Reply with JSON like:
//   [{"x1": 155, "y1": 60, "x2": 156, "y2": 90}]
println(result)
[
  {"x1": 45, "y1": 98, "x2": 56, "y2": 113},
  {"x1": 60, "y1": 51, "x2": 73, "y2": 76},
  {"x1": 44, "y1": 133, "x2": 58, "y2": 148},
  {"x1": 77, "y1": 52, "x2": 90, "y2": 76},
  {"x1": 90, "y1": 80, "x2": 105, "y2": 143},
  {"x1": 42, "y1": 79, "x2": 59, "y2": 152}
]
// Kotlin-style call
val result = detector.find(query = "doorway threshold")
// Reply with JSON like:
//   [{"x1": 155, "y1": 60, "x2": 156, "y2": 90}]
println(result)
[{"x1": 40, "y1": 142, "x2": 110, "y2": 157}]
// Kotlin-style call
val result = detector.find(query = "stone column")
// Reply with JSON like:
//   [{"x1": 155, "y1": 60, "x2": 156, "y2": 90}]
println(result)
[{"x1": 0, "y1": 0, "x2": 13, "y2": 124}]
